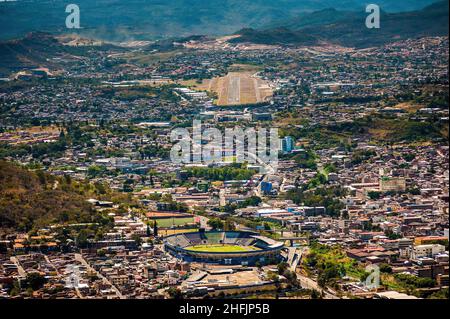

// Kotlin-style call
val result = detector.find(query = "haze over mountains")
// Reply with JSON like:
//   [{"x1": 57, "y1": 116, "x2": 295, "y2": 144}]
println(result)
[
  {"x1": 231, "y1": 1, "x2": 449, "y2": 47},
  {"x1": 0, "y1": 1, "x2": 448, "y2": 76},
  {"x1": 0, "y1": 0, "x2": 439, "y2": 41}
]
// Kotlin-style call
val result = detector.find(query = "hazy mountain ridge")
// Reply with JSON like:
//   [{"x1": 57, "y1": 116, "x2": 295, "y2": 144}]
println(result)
[
  {"x1": 231, "y1": 1, "x2": 449, "y2": 48},
  {"x1": 0, "y1": 1, "x2": 447, "y2": 76},
  {"x1": 260, "y1": 8, "x2": 365, "y2": 30},
  {"x1": 0, "y1": 0, "x2": 438, "y2": 41}
]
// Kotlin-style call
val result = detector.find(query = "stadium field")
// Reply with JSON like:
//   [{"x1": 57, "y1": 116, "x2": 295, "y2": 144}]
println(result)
[
  {"x1": 154, "y1": 217, "x2": 195, "y2": 228},
  {"x1": 184, "y1": 244, "x2": 261, "y2": 253}
]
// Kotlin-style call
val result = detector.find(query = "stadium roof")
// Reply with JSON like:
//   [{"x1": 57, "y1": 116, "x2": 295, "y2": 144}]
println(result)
[{"x1": 375, "y1": 291, "x2": 419, "y2": 299}]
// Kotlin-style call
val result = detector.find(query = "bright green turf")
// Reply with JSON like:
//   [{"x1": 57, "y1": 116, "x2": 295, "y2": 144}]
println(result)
[
  {"x1": 184, "y1": 244, "x2": 260, "y2": 253},
  {"x1": 154, "y1": 217, "x2": 195, "y2": 228}
]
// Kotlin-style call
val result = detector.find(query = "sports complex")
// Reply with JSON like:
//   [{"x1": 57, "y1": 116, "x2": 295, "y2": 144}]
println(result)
[{"x1": 163, "y1": 231, "x2": 284, "y2": 265}]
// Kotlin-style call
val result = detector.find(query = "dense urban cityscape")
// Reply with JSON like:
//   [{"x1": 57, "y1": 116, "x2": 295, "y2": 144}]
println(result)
[{"x1": 0, "y1": 0, "x2": 448, "y2": 302}]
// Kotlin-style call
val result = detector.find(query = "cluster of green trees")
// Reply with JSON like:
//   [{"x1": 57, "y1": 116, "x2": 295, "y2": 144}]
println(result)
[
  {"x1": 329, "y1": 114, "x2": 446, "y2": 143},
  {"x1": 0, "y1": 139, "x2": 65, "y2": 159},
  {"x1": 291, "y1": 150, "x2": 317, "y2": 170},
  {"x1": 100, "y1": 85, "x2": 180, "y2": 103},
  {"x1": 368, "y1": 187, "x2": 421, "y2": 200},
  {"x1": 207, "y1": 218, "x2": 224, "y2": 230},
  {"x1": 159, "y1": 194, "x2": 189, "y2": 212},
  {"x1": 87, "y1": 165, "x2": 108, "y2": 178},
  {"x1": 274, "y1": 261, "x2": 299, "y2": 288},
  {"x1": 0, "y1": 130, "x2": 68, "y2": 159},
  {"x1": 394, "y1": 273, "x2": 436, "y2": 289},
  {"x1": 305, "y1": 173, "x2": 327, "y2": 189},
  {"x1": 386, "y1": 273, "x2": 449, "y2": 299},
  {"x1": 323, "y1": 163, "x2": 337, "y2": 174},
  {"x1": 185, "y1": 165, "x2": 257, "y2": 181},
  {"x1": 219, "y1": 196, "x2": 262, "y2": 213},
  {"x1": 402, "y1": 153, "x2": 416, "y2": 162},
  {"x1": 237, "y1": 196, "x2": 262, "y2": 208},
  {"x1": 0, "y1": 124, "x2": 97, "y2": 160},
  {"x1": 428, "y1": 288, "x2": 449, "y2": 299},
  {"x1": 167, "y1": 287, "x2": 183, "y2": 299},
  {"x1": 305, "y1": 242, "x2": 364, "y2": 290},
  {"x1": 9, "y1": 272, "x2": 47, "y2": 296},
  {"x1": 390, "y1": 273, "x2": 443, "y2": 298},
  {"x1": 351, "y1": 149, "x2": 377, "y2": 165},
  {"x1": 286, "y1": 186, "x2": 347, "y2": 217},
  {"x1": 203, "y1": 217, "x2": 236, "y2": 231},
  {"x1": 139, "y1": 144, "x2": 169, "y2": 159}
]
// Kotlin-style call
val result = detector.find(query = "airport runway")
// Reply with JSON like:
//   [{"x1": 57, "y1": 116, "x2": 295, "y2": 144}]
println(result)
[{"x1": 228, "y1": 76, "x2": 240, "y2": 104}]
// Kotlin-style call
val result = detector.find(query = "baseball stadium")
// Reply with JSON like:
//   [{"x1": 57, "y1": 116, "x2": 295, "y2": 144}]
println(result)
[{"x1": 163, "y1": 231, "x2": 284, "y2": 265}]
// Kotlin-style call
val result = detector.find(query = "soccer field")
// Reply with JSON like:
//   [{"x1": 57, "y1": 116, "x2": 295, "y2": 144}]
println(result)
[
  {"x1": 184, "y1": 244, "x2": 260, "y2": 253},
  {"x1": 154, "y1": 217, "x2": 195, "y2": 228}
]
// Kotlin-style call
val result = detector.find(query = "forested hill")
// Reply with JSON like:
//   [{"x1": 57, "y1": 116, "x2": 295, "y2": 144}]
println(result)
[{"x1": 0, "y1": 160, "x2": 132, "y2": 235}]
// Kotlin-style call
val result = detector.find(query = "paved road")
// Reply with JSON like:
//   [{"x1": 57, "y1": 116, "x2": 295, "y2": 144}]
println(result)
[
  {"x1": 296, "y1": 273, "x2": 339, "y2": 299},
  {"x1": 10, "y1": 256, "x2": 26, "y2": 277}
]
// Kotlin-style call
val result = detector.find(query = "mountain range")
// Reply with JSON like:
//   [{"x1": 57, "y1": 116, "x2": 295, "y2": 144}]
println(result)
[
  {"x1": 0, "y1": 0, "x2": 439, "y2": 41},
  {"x1": 230, "y1": 1, "x2": 449, "y2": 47},
  {"x1": 0, "y1": 1, "x2": 448, "y2": 76}
]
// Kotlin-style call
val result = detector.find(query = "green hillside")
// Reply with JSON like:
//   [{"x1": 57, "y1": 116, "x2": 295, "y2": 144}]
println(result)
[
  {"x1": 0, "y1": 160, "x2": 133, "y2": 234},
  {"x1": 230, "y1": 27, "x2": 318, "y2": 46},
  {"x1": 0, "y1": 32, "x2": 123, "y2": 76}
]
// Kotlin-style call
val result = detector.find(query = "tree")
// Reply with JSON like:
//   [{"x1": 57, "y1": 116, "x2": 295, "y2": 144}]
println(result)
[
  {"x1": 277, "y1": 262, "x2": 288, "y2": 275},
  {"x1": 162, "y1": 194, "x2": 174, "y2": 202},
  {"x1": 237, "y1": 196, "x2": 262, "y2": 208},
  {"x1": 310, "y1": 289, "x2": 321, "y2": 299},
  {"x1": 132, "y1": 234, "x2": 142, "y2": 246},
  {"x1": 94, "y1": 182, "x2": 107, "y2": 194},
  {"x1": 385, "y1": 229, "x2": 402, "y2": 240},
  {"x1": 76, "y1": 229, "x2": 89, "y2": 248},
  {"x1": 224, "y1": 219, "x2": 236, "y2": 231},
  {"x1": 167, "y1": 287, "x2": 183, "y2": 299},
  {"x1": 283, "y1": 270, "x2": 298, "y2": 286},
  {"x1": 368, "y1": 191, "x2": 382, "y2": 200},
  {"x1": 207, "y1": 218, "x2": 224, "y2": 230},
  {"x1": 318, "y1": 267, "x2": 340, "y2": 288},
  {"x1": 153, "y1": 220, "x2": 158, "y2": 237},
  {"x1": 286, "y1": 185, "x2": 347, "y2": 217},
  {"x1": 26, "y1": 273, "x2": 47, "y2": 290},
  {"x1": 88, "y1": 165, "x2": 106, "y2": 178},
  {"x1": 379, "y1": 263, "x2": 393, "y2": 274}
]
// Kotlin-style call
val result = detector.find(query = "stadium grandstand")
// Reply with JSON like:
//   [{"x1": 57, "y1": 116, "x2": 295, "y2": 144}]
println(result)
[{"x1": 164, "y1": 231, "x2": 284, "y2": 265}]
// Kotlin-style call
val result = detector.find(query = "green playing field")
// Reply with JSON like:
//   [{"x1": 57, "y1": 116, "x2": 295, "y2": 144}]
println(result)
[
  {"x1": 184, "y1": 244, "x2": 260, "y2": 253},
  {"x1": 154, "y1": 217, "x2": 195, "y2": 228}
]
